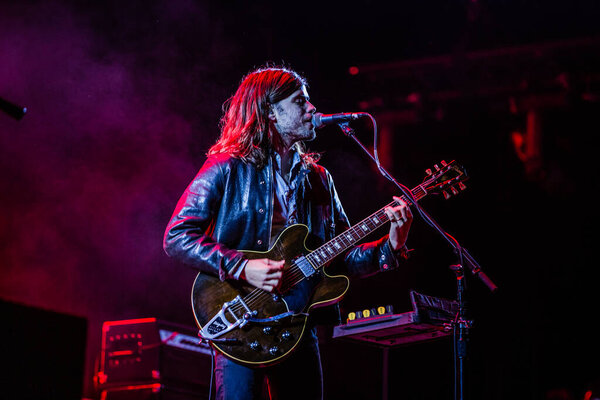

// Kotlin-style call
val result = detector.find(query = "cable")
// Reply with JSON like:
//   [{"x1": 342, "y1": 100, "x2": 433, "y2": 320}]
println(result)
[{"x1": 208, "y1": 344, "x2": 215, "y2": 400}]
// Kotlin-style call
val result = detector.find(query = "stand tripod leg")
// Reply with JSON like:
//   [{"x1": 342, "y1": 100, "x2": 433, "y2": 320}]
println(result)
[{"x1": 450, "y1": 263, "x2": 470, "y2": 400}]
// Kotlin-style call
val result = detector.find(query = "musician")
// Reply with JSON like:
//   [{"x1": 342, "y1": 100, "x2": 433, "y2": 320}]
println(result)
[{"x1": 163, "y1": 66, "x2": 413, "y2": 400}]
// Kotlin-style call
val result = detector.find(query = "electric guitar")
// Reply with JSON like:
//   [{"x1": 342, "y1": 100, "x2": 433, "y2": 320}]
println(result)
[{"x1": 191, "y1": 160, "x2": 467, "y2": 366}]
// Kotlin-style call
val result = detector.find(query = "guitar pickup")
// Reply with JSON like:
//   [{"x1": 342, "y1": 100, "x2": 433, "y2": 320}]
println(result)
[
  {"x1": 294, "y1": 256, "x2": 316, "y2": 278},
  {"x1": 199, "y1": 295, "x2": 255, "y2": 341}
]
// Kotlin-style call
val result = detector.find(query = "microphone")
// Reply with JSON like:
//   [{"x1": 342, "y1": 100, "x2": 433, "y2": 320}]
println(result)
[
  {"x1": 0, "y1": 96, "x2": 27, "y2": 120},
  {"x1": 312, "y1": 112, "x2": 366, "y2": 129}
]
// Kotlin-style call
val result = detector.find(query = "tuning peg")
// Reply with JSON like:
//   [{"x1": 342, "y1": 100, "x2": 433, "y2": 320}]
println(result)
[
  {"x1": 458, "y1": 182, "x2": 466, "y2": 191},
  {"x1": 425, "y1": 168, "x2": 433, "y2": 176},
  {"x1": 441, "y1": 160, "x2": 447, "y2": 167},
  {"x1": 451, "y1": 186, "x2": 459, "y2": 196},
  {"x1": 442, "y1": 190, "x2": 450, "y2": 200},
  {"x1": 434, "y1": 164, "x2": 440, "y2": 171}
]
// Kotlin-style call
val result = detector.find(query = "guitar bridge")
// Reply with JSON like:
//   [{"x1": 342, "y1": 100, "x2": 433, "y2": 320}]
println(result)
[{"x1": 199, "y1": 295, "x2": 255, "y2": 340}]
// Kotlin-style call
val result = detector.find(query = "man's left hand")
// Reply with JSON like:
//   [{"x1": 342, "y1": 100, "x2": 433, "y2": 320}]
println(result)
[{"x1": 384, "y1": 196, "x2": 413, "y2": 251}]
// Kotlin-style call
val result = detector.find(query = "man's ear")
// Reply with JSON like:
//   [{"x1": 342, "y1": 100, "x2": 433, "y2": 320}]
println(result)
[{"x1": 268, "y1": 104, "x2": 277, "y2": 122}]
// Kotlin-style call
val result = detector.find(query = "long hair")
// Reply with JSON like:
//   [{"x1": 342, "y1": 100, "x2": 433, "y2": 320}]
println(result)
[{"x1": 208, "y1": 67, "x2": 317, "y2": 168}]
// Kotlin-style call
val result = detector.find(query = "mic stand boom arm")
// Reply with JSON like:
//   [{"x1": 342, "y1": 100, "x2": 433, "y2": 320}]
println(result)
[{"x1": 336, "y1": 122, "x2": 497, "y2": 292}]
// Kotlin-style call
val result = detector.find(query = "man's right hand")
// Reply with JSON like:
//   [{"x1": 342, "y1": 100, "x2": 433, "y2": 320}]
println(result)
[{"x1": 241, "y1": 258, "x2": 284, "y2": 292}]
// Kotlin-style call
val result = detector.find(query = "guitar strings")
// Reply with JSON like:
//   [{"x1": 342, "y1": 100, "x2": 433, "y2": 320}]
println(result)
[
  {"x1": 225, "y1": 259, "x2": 315, "y2": 318},
  {"x1": 229, "y1": 260, "x2": 306, "y2": 313},
  {"x1": 226, "y1": 261, "x2": 306, "y2": 315}
]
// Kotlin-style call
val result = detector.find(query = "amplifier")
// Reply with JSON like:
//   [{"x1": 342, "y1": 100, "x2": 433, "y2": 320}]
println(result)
[{"x1": 96, "y1": 318, "x2": 212, "y2": 392}]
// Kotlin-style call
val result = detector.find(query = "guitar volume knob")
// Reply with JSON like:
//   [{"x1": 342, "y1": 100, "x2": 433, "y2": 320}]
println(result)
[
  {"x1": 249, "y1": 341, "x2": 260, "y2": 351},
  {"x1": 269, "y1": 346, "x2": 279, "y2": 355},
  {"x1": 281, "y1": 331, "x2": 292, "y2": 341},
  {"x1": 263, "y1": 326, "x2": 273, "y2": 335}
]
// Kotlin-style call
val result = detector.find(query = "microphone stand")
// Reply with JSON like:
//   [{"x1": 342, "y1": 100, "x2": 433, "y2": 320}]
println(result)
[{"x1": 337, "y1": 122, "x2": 498, "y2": 400}]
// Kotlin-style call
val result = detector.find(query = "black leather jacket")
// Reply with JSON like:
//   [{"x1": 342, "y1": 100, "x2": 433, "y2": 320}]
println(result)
[{"x1": 163, "y1": 153, "x2": 400, "y2": 281}]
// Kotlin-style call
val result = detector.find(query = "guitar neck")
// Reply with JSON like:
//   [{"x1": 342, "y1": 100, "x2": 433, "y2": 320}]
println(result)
[{"x1": 305, "y1": 183, "x2": 427, "y2": 270}]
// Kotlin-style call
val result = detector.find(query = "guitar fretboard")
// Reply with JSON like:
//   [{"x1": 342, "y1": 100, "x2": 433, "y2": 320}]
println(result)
[{"x1": 305, "y1": 184, "x2": 427, "y2": 270}]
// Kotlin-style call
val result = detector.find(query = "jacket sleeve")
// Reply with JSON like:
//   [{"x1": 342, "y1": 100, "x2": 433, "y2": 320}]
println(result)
[
  {"x1": 163, "y1": 156, "x2": 244, "y2": 280},
  {"x1": 325, "y1": 170, "x2": 403, "y2": 278}
]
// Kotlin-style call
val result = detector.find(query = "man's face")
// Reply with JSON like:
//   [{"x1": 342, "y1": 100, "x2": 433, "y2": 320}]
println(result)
[{"x1": 271, "y1": 85, "x2": 316, "y2": 148}]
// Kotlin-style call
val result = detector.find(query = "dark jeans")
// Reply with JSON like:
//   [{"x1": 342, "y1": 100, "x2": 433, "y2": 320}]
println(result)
[{"x1": 214, "y1": 329, "x2": 323, "y2": 400}]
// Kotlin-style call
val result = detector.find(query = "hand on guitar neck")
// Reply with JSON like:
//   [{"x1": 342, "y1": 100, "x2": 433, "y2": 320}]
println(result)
[
  {"x1": 240, "y1": 258, "x2": 285, "y2": 292},
  {"x1": 385, "y1": 195, "x2": 413, "y2": 251}
]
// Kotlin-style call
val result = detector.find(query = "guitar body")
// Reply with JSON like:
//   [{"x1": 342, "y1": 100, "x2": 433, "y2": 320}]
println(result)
[{"x1": 191, "y1": 224, "x2": 349, "y2": 366}]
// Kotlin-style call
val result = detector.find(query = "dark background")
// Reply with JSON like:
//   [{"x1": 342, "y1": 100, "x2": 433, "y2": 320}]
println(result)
[{"x1": 1, "y1": 1, "x2": 598, "y2": 399}]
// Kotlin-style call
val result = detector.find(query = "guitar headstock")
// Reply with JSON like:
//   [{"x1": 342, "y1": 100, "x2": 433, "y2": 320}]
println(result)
[{"x1": 421, "y1": 160, "x2": 468, "y2": 199}]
